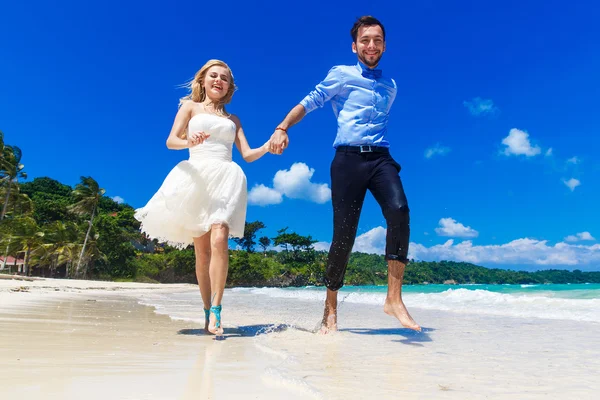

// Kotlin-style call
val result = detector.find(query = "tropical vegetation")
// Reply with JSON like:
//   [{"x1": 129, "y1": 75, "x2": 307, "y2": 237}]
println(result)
[{"x1": 1, "y1": 130, "x2": 599, "y2": 286}]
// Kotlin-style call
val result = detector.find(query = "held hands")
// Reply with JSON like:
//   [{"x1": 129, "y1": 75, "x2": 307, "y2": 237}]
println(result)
[
  {"x1": 269, "y1": 129, "x2": 289, "y2": 155},
  {"x1": 188, "y1": 131, "x2": 210, "y2": 147},
  {"x1": 263, "y1": 139, "x2": 273, "y2": 154},
  {"x1": 263, "y1": 139, "x2": 279, "y2": 154}
]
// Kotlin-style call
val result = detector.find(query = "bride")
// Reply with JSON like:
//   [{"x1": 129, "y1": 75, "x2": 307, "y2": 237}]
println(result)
[{"x1": 135, "y1": 60, "x2": 271, "y2": 335}]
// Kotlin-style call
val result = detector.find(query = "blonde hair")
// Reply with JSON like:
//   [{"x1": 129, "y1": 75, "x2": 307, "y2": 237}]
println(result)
[
  {"x1": 179, "y1": 59, "x2": 236, "y2": 109},
  {"x1": 177, "y1": 60, "x2": 237, "y2": 139}
]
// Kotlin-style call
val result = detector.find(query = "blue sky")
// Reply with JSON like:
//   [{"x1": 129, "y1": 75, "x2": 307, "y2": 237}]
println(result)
[{"x1": 1, "y1": 0, "x2": 599, "y2": 271}]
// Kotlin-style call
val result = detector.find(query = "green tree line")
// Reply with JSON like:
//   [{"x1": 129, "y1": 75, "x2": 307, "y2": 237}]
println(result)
[{"x1": 2, "y1": 131, "x2": 599, "y2": 285}]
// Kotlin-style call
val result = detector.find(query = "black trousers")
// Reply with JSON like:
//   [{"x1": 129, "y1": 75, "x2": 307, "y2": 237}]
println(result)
[{"x1": 324, "y1": 146, "x2": 410, "y2": 291}]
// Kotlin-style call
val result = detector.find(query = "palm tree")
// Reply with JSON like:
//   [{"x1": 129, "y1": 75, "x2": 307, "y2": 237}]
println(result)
[
  {"x1": 0, "y1": 218, "x2": 18, "y2": 271},
  {"x1": 0, "y1": 189, "x2": 33, "y2": 219},
  {"x1": 36, "y1": 221, "x2": 79, "y2": 277},
  {"x1": 69, "y1": 176, "x2": 105, "y2": 277},
  {"x1": 3, "y1": 216, "x2": 43, "y2": 276},
  {"x1": 77, "y1": 234, "x2": 106, "y2": 277},
  {"x1": 0, "y1": 130, "x2": 5, "y2": 167},
  {"x1": 1, "y1": 145, "x2": 27, "y2": 220},
  {"x1": 11, "y1": 192, "x2": 33, "y2": 216},
  {"x1": 0, "y1": 131, "x2": 6, "y2": 171}
]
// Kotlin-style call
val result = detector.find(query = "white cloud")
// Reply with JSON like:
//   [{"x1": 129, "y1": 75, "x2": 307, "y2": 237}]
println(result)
[
  {"x1": 269, "y1": 244, "x2": 286, "y2": 252},
  {"x1": 424, "y1": 143, "x2": 451, "y2": 159},
  {"x1": 563, "y1": 178, "x2": 581, "y2": 191},
  {"x1": 313, "y1": 241, "x2": 331, "y2": 252},
  {"x1": 567, "y1": 156, "x2": 581, "y2": 164},
  {"x1": 435, "y1": 218, "x2": 479, "y2": 238},
  {"x1": 353, "y1": 227, "x2": 387, "y2": 254},
  {"x1": 409, "y1": 238, "x2": 600, "y2": 269},
  {"x1": 564, "y1": 232, "x2": 596, "y2": 242},
  {"x1": 501, "y1": 128, "x2": 541, "y2": 157},
  {"x1": 273, "y1": 163, "x2": 331, "y2": 203},
  {"x1": 311, "y1": 227, "x2": 387, "y2": 255},
  {"x1": 463, "y1": 97, "x2": 499, "y2": 117},
  {"x1": 250, "y1": 162, "x2": 331, "y2": 206},
  {"x1": 545, "y1": 148, "x2": 553, "y2": 157},
  {"x1": 312, "y1": 226, "x2": 600, "y2": 270},
  {"x1": 578, "y1": 232, "x2": 596, "y2": 241},
  {"x1": 248, "y1": 184, "x2": 283, "y2": 206},
  {"x1": 112, "y1": 196, "x2": 125, "y2": 204}
]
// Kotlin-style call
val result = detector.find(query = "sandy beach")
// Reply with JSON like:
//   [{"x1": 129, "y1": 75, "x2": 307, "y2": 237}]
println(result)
[{"x1": 1, "y1": 276, "x2": 599, "y2": 399}]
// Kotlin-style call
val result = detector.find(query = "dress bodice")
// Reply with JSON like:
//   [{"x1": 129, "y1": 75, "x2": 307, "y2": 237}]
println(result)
[{"x1": 187, "y1": 113, "x2": 237, "y2": 161}]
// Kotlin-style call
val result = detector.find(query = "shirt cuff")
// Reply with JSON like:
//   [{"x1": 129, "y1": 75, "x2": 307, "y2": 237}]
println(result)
[{"x1": 299, "y1": 96, "x2": 317, "y2": 114}]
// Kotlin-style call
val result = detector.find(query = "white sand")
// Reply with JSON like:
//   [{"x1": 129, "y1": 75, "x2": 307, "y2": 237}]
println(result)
[{"x1": 1, "y1": 276, "x2": 599, "y2": 399}]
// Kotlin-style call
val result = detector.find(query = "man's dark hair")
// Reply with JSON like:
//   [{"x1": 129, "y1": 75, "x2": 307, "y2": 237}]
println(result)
[{"x1": 350, "y1": 16, "x2": 386, "y2": 42}]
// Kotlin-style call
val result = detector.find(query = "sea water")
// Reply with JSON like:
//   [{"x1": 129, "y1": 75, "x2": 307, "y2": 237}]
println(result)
[{"x1": 137, "y1": 283, "x2": 600, "y2": 324}]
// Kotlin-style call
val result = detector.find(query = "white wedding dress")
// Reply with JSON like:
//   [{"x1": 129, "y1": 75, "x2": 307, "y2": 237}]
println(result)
[{"x1": 135, "y1": 113, "x2": 247, "y2": 248}]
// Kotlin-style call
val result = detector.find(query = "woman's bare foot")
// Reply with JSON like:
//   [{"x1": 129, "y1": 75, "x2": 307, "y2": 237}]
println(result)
[
  {"x1": 384, "y1": 299, "x2": 421, "y2": 331},
  {"x1": 208, "y1": 311, "x2": 223, "y2": 335}
]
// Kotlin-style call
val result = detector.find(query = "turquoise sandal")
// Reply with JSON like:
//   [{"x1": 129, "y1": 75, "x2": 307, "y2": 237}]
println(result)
[{"x1": 209, "y1": 305, "x2": 222, "y2": 330}]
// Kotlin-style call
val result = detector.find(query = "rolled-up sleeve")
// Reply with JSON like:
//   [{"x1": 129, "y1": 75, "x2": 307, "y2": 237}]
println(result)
[{"x1": 299, "y1": 66, "x2": 344, "y2": 114}]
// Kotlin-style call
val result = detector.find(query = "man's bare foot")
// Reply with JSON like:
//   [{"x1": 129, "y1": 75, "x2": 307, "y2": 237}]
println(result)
[
  {"x1": 384, "y1": 299, "x2": 421, "y2": 331},
  {"x1": 319, "y1": 303, "x2": 338, "y2": 334},
  {"x1": 319, "y1": 313, "x2": 337, "y2": 334}
]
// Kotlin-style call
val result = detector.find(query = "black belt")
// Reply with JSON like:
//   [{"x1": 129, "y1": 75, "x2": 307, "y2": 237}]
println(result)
[{"x1": 336, "y1": 145, "x2": 389, "y2": 154}]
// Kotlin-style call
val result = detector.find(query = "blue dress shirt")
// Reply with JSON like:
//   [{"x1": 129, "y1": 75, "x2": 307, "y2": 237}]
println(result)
[{"x1": 300, "y1": 62, "x2": 397, "y2": 148}]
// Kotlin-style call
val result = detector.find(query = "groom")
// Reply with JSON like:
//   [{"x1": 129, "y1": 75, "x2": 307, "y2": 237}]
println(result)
[{"x1": 270, "y1": 16, "x2": 420, "y2": 333}]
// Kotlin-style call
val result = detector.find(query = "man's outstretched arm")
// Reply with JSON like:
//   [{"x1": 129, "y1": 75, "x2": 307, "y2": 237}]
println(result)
[
  {"x1": 269, "y1": 104, "x2": 306, "y2": 154},
  {"x1": 269, "y1": 66, "x2": 343, "y2": 155}
]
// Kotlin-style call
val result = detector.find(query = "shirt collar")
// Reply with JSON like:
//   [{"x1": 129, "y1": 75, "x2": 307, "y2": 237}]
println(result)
[{"x1": 357, "y1": 61, "x2": 383, "y2": 79}]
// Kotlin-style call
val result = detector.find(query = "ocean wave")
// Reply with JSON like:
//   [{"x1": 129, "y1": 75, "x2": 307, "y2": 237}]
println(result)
[{"x1": 242, "y1": 287, "x2": 600, "y2": 323}]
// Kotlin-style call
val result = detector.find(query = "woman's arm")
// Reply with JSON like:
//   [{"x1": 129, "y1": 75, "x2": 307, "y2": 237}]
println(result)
[
  {"x1": 166, "y1": 101, "x2": 207, "y2": 149},
  {"x1": 232, "y1": 115, "x2": 270, "y2": 163}
]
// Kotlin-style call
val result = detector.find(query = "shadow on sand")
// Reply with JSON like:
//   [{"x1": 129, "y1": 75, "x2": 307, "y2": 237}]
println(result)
[
  {"x1": 339, "y1": 326, "x2": 435, "y2": 346},
  {"x1": 177, "y1": 323, "x2": 295, "y2": 340}
]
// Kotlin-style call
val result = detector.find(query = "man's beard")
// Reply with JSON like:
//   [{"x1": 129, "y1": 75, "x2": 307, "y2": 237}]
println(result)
[{"x1": 358, "y1": 52, "x2": 382, "y2": 68}]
